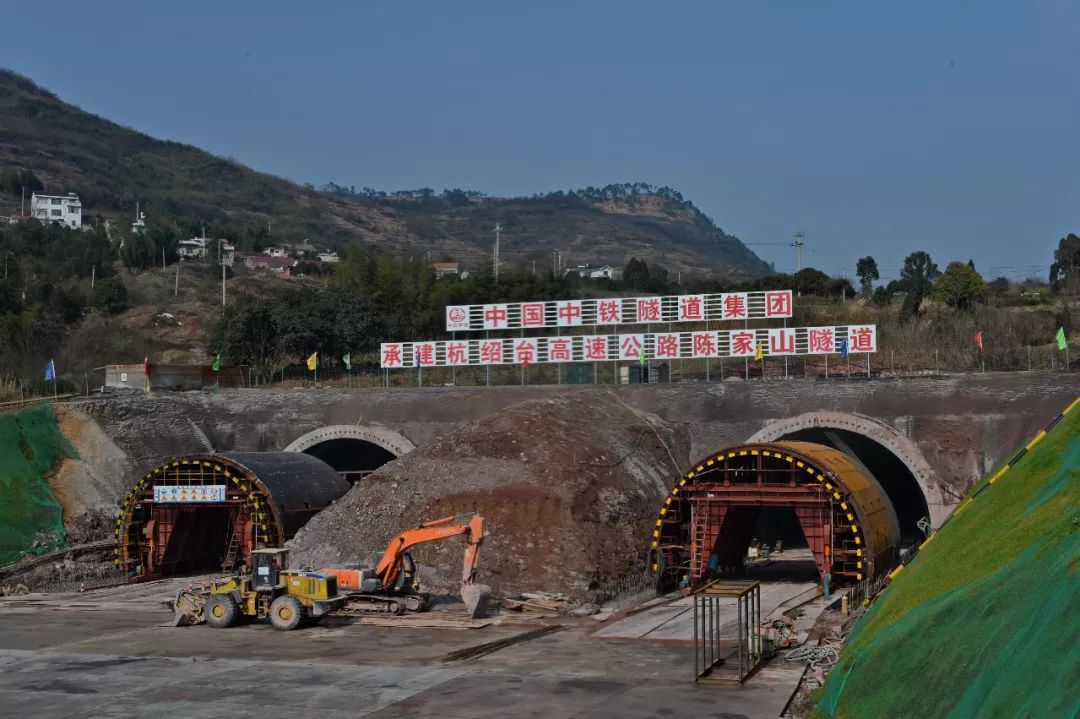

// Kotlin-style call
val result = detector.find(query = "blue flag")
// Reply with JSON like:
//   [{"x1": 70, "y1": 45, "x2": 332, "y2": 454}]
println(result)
[
  {"x1": 839, "y1": 339, "x2": 849, "y2": 360},
  {"x1": 44, "y1": 359, "x2": 56, "y2": 381}
]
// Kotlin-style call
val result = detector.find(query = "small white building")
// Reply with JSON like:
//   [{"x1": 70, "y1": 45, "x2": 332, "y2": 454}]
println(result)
[
  {"x1": 317, "y1": 252, "x2": 340, "y2": 264},
  {"x1": 263, "y1": 247, "x2": 287, "y2": 258},
  {"x1": 178, "y1": 238, "x2": 209, "y2": 260},
  {"x1": 31, "y1": 192, "x2": 82, "y2": 229},
  {"x1": 566, "y1": 264, "x2": 614, "y2": 280},
  {"x1": 432, "y1": 261, "x2": 460, "y2": 278}
]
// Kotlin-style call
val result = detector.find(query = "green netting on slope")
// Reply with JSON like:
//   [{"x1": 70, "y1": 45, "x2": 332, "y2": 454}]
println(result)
[
  {"x1": 0, "y1": 403, "x2": 75, "y2": 565},
  {"x1": 815, "y1": 406, "x2": 1080, "y2": 719}
]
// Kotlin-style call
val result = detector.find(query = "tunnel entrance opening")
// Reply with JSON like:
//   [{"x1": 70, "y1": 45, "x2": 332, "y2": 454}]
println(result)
[
  {"x1": 300, "y1": 438, "x2": 397, "y2": 484},
  {"x1": 704, "y1": 506, "x2": 821, "y2": 584},
  {"x1": 777, "y1": 428, "x2": 929, "y2": 543},
  {"x1": 652, "y1": 442, "x2": 901, "y2": 593},
  {"x1": 150, "y1": 504, "x2": 237, "y2": 576},
  {"x1": 116, "y1": 453, "x2": 351, "y2": 582}
]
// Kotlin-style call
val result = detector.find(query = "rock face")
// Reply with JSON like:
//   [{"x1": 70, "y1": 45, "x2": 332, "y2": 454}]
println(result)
[{"x1": 288, "y1": 391, "x2": 689, "y2": 601}]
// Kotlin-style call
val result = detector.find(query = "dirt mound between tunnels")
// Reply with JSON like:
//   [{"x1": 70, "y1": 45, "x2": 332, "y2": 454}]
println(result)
[{"x1": 288, "y1": 391, "x2": 688, "y2": 600}]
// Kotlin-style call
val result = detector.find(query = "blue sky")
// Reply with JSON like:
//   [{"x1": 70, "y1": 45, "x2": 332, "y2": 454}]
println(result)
[{"x1": 3, "y1": 1, "x2": 1077, "y2": 280}]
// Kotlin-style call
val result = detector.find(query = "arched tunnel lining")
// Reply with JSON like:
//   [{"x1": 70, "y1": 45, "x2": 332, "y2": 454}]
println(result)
[
  {"x1": 284, "y1": 425, "x2": 415, "y2": 484},
  {"x1": 776, "y1": 427, "x2": 929, "y2": 543},
  {"x1": 653, "y1": 441, "x2": 901, "y2": 592},
  {"x1": 300, "y1": 438, "x2": 397, "y2": 483},
  {"x1": 115, "y1": 453, "x2": 350, "y2": 581}
]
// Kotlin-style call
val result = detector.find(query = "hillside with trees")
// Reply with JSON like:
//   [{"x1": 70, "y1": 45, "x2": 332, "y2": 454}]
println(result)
[{"x1": 0, "y1": 69, "x2": 770, "y2": 277}]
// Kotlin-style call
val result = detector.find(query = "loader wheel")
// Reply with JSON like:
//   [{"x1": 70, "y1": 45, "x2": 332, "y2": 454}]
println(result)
[
  {"x1": 269, "y1": 595, "x2": 305, "y2": 631},
  {"x1": 205, "y1": 595, "x2": 239, "y2": 629}
]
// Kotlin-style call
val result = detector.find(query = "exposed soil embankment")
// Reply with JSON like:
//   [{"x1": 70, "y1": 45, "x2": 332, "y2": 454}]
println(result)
[{"x1": 289, "y1": 390, "x2": 689, "y2": 600}]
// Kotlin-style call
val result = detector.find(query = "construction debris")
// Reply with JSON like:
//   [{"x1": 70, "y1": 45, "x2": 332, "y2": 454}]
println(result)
[{"x1": 288, "y1": 393, "x2": 689, "y2": 601}]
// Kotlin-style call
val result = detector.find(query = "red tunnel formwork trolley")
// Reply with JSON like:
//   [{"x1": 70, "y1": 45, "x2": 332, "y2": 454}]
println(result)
[
  {"x1": 651, "y1": 441, "x2": 900, "y2": 592},
  {"x1": 114, "y1": 452, "x2": 350, "y2": 581}
]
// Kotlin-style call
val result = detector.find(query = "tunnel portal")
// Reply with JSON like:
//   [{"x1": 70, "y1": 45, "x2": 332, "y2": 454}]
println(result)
[
  {"x1": 651, "y1": 442, "x2": 901, "y2": 592},
  {"x1": 114, "y1": 453, "x2": 350, "y2": 581},
  {"x1": 283, "y1": 425, "x2": 415, "y2": 484}
]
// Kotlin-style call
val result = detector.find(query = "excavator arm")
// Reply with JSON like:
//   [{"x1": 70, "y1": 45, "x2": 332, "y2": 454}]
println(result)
[{"x1": 374, "y1": 513, "x2": 485, "y2": 589}]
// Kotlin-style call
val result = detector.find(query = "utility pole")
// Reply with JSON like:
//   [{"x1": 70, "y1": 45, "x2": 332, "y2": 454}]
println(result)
[
  {"x1": 493, "y1": 223, "x2": 502, "y2": 283},
  {"x1": 222, "y1": 263, "x2": 226, "y2": 307},
  {"x1": 91, "y1": 265, "x2": 95, "y2": 289},
  {"x1": 553, "y1": 249, "x2": 559, "y2": 277},
  {"x1": 793, "y1": 230, "x2": 805, "y2": 271},
  {"x1": 174, "y1": 262, "x2": 179, "y2": 296}
]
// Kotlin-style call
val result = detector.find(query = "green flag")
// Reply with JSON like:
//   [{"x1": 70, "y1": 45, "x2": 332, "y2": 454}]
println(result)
[
  {"x1": 342, "y1": 353, "x2": 352, "y2": 370},
  {"x1": 212, "y1": 353, "x2": 221, "y2": 372},
  {"x1": 1056, "y1": 327, "x2": 1068, "y2": 351}
]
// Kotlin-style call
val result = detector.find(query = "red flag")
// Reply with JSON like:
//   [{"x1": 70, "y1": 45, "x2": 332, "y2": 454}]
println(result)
[{"x1": 974, "y1": 332, "x2": 983, "y2": 353}]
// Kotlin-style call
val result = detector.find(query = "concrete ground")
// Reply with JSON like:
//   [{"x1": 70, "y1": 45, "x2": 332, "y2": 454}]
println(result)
[
  {"x1": 0, "y1": 577, "x2": 811, "y2": 718},
  {"x1": 597, "y1": 551, "x2": 820, "y2": 642}
]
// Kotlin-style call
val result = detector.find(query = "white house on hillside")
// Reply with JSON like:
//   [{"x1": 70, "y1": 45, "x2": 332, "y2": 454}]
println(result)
[
  {"x1": 31, "y1": 192, "x2": 82, "y2": 229},
  {"x1": 565, "y1": 264, "x2": 614, "y2": 280}
]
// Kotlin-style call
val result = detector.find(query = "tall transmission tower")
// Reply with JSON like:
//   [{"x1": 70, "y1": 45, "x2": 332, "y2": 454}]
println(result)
[
  {"x1": 493, "y1": 223, "x2": 502, "y2": 283},
  {"x1": 793, "y1": 230, "x2": 805, "y2": 271}
]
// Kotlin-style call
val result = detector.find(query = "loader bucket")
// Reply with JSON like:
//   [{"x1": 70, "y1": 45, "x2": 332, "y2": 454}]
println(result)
[
  {"x1": 461, "y1": 583, "x2": 492, "y2": 619},
  {"x1": 172, "y1": 587, "x2": 208, "y2": 626}
]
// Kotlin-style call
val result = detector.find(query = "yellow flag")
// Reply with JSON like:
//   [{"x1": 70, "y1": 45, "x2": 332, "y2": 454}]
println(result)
[
  {"x1": 305, "y1": 352, "x2": 318, "y2": 371},
  {"x1": 754, "y1": 342, "x2": 763, "y2": 361}
]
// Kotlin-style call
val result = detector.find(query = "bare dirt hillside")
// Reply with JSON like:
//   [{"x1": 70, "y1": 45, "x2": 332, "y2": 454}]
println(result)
[
  {"x1": 0, "y1": 69, "x2": 769, "y2": 277},
  {"x1": 288, "y1": 390, "x2": 689, "y2": 600}
]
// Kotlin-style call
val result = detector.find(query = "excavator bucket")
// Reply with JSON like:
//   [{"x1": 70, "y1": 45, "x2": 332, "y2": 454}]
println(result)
[{"x1": 461, "y1": 583, "x2": 492, "y2": 619}]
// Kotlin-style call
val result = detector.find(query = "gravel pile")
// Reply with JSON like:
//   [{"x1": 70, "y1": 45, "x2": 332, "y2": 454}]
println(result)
[{"x1": 289, "y1": 390, "x2": 688, "y2": 600}]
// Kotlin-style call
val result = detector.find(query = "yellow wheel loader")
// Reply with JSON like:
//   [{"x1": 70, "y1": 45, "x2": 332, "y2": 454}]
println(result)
[{"x1": 179, "y1": 548, "x2": 345, "y2": 630}]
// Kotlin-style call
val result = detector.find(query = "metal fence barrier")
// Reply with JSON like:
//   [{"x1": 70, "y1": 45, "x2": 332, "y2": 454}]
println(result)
[{"x1": 693, "y1": 580, "x2": 762, "y2": 685}]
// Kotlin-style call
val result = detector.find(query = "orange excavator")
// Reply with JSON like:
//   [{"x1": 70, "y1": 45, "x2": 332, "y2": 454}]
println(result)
[{"x1": 319, "y1": 513, "x2": 489, "y2": 617}]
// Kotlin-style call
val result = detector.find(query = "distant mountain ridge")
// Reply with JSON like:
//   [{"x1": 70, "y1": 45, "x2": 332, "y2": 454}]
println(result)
[{"x1": 0, "y1": 69, "x2": 771, "y2": 277}]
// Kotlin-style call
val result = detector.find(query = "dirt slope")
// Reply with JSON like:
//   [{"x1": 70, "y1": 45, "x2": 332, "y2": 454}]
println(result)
[{"x1": 288, "y1": 390, "x2": 689, "y2": 600}]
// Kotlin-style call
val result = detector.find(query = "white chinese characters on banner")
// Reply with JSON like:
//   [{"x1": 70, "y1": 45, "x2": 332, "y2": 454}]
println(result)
[{"x1": 154, "y1": 485, "x2": 226, "y2": 503}]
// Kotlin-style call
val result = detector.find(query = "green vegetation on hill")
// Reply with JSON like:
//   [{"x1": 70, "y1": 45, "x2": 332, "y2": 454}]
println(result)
[
  {"x1": 0, "y1": 68, "x2": 770, "y2": 277},
  {"x1": 0, "y1": 403, "x2": 74, "y2": 565},
  {"x1": 815, "y1": 399, "x2": 1080, "y2": 719}
]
